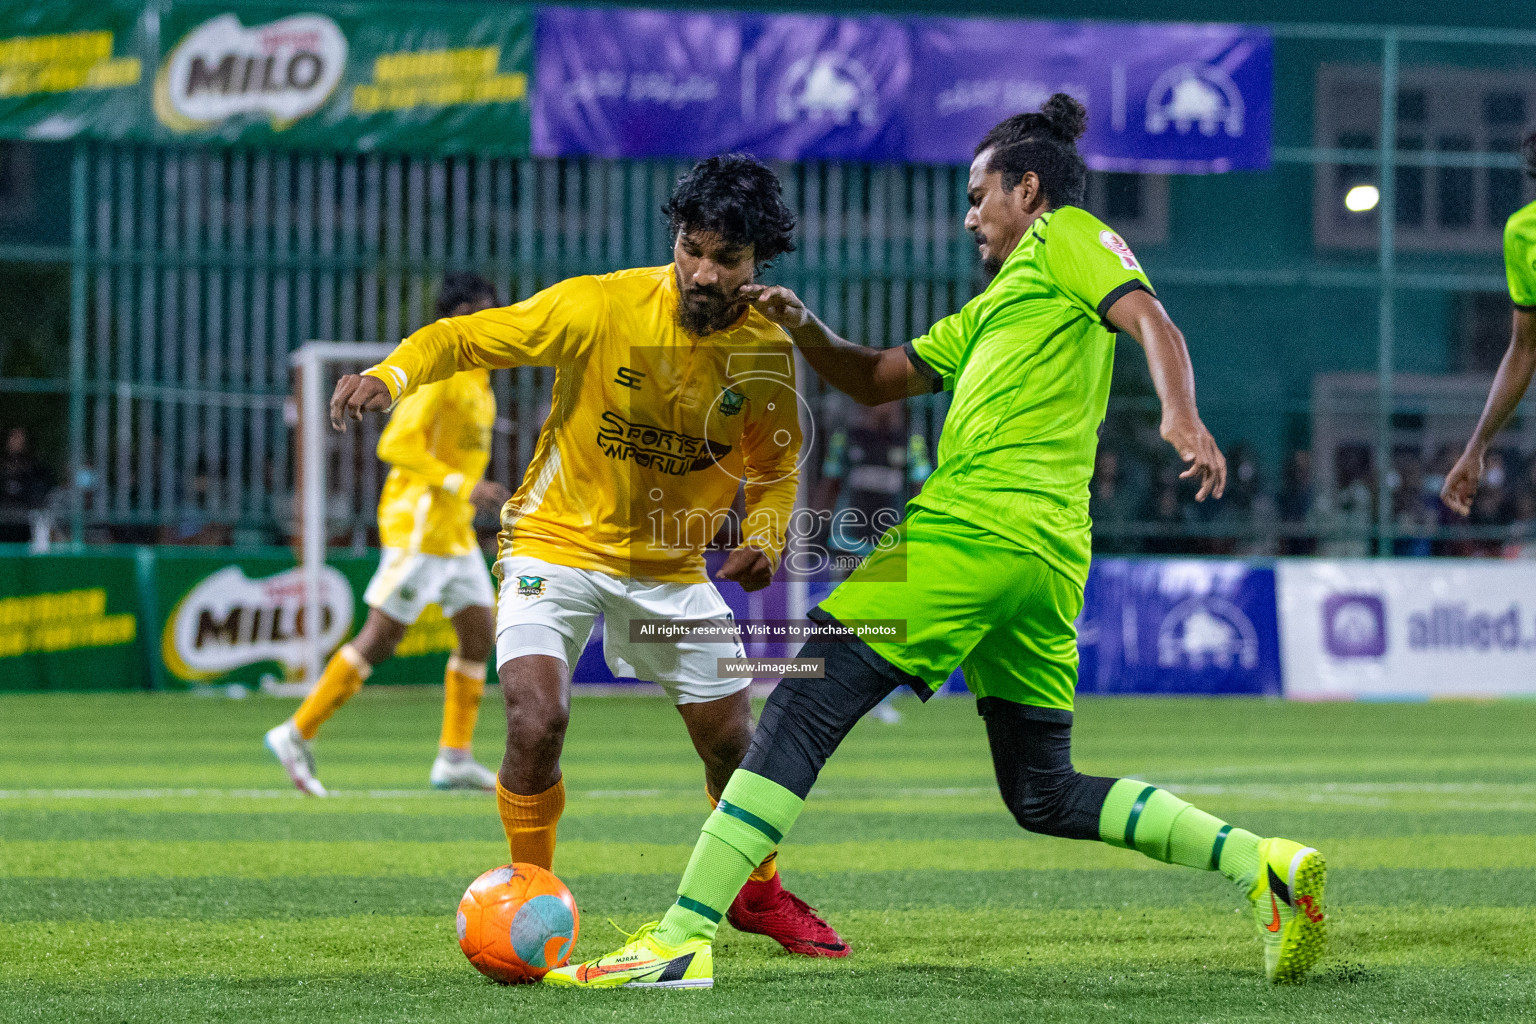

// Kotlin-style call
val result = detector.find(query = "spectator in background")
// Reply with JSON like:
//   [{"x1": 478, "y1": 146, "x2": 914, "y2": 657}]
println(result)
[
  {"x1": 1088, "y1": 447, "x2": 1143, "y2": 552},
  {"x1": 1315, "y1": 444, "x2": 1374, "y2": 557},
  {"x1": 816, "y1": 398, "x2": 931, "y2": 566},
  {"x1": 1503, "y1": 489, "x2": 1536, "y2": 558},
  {"x1": 1213, "y1": 441, "x2": 1277, "y2": 555},
  {"x1": 1277, "y1": 449, "x2": 1315, "y2": 555},
  {"x1": 1391, "y1": 449, "x2": 1434, "y2": 557},
  {"x1": 1467, "y1": 450, "x2": 1514, "y2": 556},
  {"x1": 0, "y1": 426, "x2": 51, "y2": 544},
  {"x1": 1141, "y1": 473, "x2": 1192, "y2": 555}
]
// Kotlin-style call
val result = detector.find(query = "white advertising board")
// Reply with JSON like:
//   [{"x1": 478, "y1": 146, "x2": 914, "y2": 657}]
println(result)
[{"x1": 1277, "y1": 559, "x2": 1536, "y2": 699}]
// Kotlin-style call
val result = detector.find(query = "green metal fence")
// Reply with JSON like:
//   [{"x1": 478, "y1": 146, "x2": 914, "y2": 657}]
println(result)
[{"x1": 3, "y1": 19, "x2": 1536, "y2": 554}]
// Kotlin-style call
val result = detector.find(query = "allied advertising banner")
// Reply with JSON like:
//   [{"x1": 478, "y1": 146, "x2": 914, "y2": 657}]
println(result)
[
  {"x1": 0, "y1": 549, "x2": 145, "y2": 692},
  {"x1": 533, "y1": 6, "x2": 1271, "y2": 172},
  {"x1": 1277, "y1": 560, "x2": 1536, "y2": 700}
]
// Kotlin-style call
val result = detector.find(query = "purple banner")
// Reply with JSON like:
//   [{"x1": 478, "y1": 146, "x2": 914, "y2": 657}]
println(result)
[
  {"x1": 1075, "y1": 559, "x2": 1281, "y2": 696},
  {"x1": 910, "y1": 19, "x2": 1270, "y2": 173},
  {"x1": 533, "y1": 6, "x2": 1270, "y2": 173},
  {"x1": 533, "y1": 7, "x2": 910, "y2": 162}
]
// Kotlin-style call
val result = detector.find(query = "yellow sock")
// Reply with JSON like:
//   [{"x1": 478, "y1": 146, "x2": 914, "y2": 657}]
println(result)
[
  {"x1": 708, "y1": 788, "x2": 779, "y2": 882},
  {"x1": 497, "y1": 777, "x2": 564, "y2": 870},
  {"x1": 291, "y1": 644, "x2": 370, "y2": 740},
  {"x1": 439, "y1": 655, "x2": 486, "y2": 750}
]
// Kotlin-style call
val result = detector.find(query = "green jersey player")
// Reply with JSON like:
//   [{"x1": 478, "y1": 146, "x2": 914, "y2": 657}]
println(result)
[
  {"x1": 1442, "y1": 129, "x2": 1536, "y2": 515},
  {"x1": 546, "y1": 95, "x2": 1328, "y2": 991}
]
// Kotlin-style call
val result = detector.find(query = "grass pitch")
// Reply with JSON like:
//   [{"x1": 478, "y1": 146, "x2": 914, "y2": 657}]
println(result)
[{"x1": 2, "y1": 689, "x2": 1533, "y2": 1022}]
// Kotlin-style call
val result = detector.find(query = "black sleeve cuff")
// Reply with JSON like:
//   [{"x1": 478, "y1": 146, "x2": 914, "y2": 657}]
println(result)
[
  {"x1": 902, "y1": 341, "x2": 947, "y2": 393},
  {"x1": 1514, "y1": 299, "x2": 1536, "y2": 312},
  {"x1": 1096, "y1": 279, "x2": 1153, "y2": 329}
]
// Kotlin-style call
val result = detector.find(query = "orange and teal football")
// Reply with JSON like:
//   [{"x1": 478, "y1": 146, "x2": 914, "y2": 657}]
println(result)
[{"x1": 456, "y1": 863, "x2": 580, "y2": 983}]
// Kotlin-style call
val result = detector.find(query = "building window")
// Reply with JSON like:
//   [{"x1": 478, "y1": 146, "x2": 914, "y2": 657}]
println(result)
[{"x1": 1314, "y1": 65, "x2": 1536, "y2": 251}]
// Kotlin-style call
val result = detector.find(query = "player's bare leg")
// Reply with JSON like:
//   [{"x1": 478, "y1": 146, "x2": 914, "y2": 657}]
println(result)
[
  {"x1": 264, "y1": 608, "x2": 408, "y2": 796},
  {"x1": 430, "y1": 605, "x2": 499, "y2": 791},
  {"x1": 350, "y1": 608, "x2": 411, "y2": 664},
  {"x1": 494, "y1": 654, "x2": 570, "y2": 869},
  {"x1": 677, "y1": 690, "x2": 849, "y2": 958}
]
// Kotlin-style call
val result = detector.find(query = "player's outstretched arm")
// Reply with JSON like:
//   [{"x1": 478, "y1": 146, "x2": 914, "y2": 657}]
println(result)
[
  {"x1": 1107, "y1": 288, "x2": 1226, "y2": 502},
  {"x1": 332, "y1": 277, "x2": 605, "y2": 432},
  {"x1": 1442, "y1": 308, "x2": 1536, "y2": 516},
  {"x1": 741, "y1": 284, "x2": 928, "y2": 406}
]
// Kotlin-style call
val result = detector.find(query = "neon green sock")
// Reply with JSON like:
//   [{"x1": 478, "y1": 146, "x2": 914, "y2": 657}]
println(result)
[
  {"x1": 1098, "y1": 778, "x2": 1262, "y2": 889},
  {"x1": 652, "y1": 771, "x2": 805, "y2": 946}
]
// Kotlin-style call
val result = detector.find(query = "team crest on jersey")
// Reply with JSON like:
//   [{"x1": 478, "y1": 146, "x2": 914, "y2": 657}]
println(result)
[
  {"x1": 1099, "y1": 230, "x2": 1142, "y2": 272},
  {"x1": 516, "y1": 575, "x2": 546, "y2": 599},
  {"x1": 718, "y1": 387, "x2": 746, "y2": 417}
]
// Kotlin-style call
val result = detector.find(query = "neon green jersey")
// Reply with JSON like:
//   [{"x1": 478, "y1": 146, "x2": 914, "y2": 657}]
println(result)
[
  {"x1": 904, "y1": 205, "x2": 1152, "y2": 587},
  {"x1": 1504, "y1": 199, "x2": 1536, "y2": 309}
]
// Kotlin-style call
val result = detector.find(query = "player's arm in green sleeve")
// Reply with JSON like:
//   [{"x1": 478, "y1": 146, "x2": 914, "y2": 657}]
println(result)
[
  {"x1": 740, "y1": 283, "x2": 941, "y2": 405},
  {"x1": 1044, "y1": 209, "x2": 1225, "y2": 501},
  {"x1": 1442, "y1": 307, "x2": 1536, "y2": 516},
  {"x1": 1106, "y1": 288, "x2": 1226, "y2": 502}
]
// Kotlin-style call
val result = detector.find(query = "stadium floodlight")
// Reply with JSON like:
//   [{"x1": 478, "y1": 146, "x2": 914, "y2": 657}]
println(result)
[
  {"x1": 290, "y1": 341, "x2": 397, "y2": 691},
  {"x1": 1344, "y1": 183, "x2": 1380, "y2": 212}
]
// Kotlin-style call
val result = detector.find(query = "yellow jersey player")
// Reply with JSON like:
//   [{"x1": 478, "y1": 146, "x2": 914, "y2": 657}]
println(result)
[
  {"x1": 1443, "y1": 127, "x2": 1536, "y2": 515},
  {"x1": 265, "y1": 273, "x2": 512, "y2": 796},
  {"x1": 329, "y1": 156, "x2": 848, "y2": 957}
]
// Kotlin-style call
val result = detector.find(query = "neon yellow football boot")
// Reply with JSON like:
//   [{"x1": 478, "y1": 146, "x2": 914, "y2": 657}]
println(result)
[
  {"x1": 1248, "y1": 837, "x2": 1327, "y2": 983},
  {"x1": 542, "y1": 922, "x2": 712, "y2": 990}
]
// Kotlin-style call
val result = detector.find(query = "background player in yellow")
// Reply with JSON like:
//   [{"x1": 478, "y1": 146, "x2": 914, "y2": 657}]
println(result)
[
  {"x1": 328, "y1": 155, "x2": 848, "y2": 957},
  {"x1": 264, "y1": 273, "x2": 511, "y2": 797},
  {"x1": 1443, "y1": 128, "x2": 1536, "y2": 515}
]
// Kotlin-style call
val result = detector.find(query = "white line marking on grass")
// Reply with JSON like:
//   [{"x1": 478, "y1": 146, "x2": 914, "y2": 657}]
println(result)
[{"x1": 1, "y1": 782, "x2": 1528, "y2": 810}]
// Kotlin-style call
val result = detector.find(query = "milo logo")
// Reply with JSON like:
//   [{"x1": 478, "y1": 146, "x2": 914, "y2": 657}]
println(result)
[
  {"x1": 161, "y1": 565, "x2": 353, "y2": 681},
  {"x1": 154, "y1": 13, "x2": 348, "y2": 132}
]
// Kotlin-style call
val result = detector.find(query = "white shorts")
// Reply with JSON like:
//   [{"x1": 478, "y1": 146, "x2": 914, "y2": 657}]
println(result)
[
  {"x1": 363, "y1": 548, "x2": 496, "y2": 624},
  {"x1": 494, "y1": 555, "x2": 750, "y2": 705}
]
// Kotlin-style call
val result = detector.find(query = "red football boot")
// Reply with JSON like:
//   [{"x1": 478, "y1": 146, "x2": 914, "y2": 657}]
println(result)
[{"x1": 726, "y1": 872, "x2": 850, "y2": 957}]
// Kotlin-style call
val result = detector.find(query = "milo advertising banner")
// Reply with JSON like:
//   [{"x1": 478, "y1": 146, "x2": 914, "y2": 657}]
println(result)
[
  {"x1": 0, "y1": 1, "x2": 532, "y2": 155},
  {"x1": 0, "y1": 0, "x2": 145, "y2": 142},
  {"x1": 0, "y1": 547, "x2": 145, "y2": 691},
  {"x1": 150, "y1": 1, "x2": 532, "y2": 153},
  {"x1": 152, "y1": 548, "x2": 481, "y2": 690}
]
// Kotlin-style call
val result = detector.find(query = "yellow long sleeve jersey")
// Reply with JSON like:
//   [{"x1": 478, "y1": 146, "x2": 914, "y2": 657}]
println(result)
[
  {"x1": 365, "y1": 265, "x2": 802, "y2": 583},
  {"x1": 374, "y1": 367, "x2": 495, "y2": 557}
]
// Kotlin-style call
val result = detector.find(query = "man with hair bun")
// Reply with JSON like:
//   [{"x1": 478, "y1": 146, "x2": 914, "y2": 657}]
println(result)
[
  {"x1": 550, "y1": 96, "x2": 1327, "y2": 990},
  {"x1": 329, "y1": 154, "x2": 847, "y2": 959}
]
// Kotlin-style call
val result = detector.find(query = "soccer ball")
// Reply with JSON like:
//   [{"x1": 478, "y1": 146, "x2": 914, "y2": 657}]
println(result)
[{"x1": 456, "y1": 863, "x2": 580, "y2": 983}]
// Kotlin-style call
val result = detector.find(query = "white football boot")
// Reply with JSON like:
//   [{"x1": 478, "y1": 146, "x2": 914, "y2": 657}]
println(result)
[
  {"x1": 263, "y1": 721, "x2": 328, "y2": 797},
  {"x1": 430, "y1": 749, "x2": 499, "y2": 791}
]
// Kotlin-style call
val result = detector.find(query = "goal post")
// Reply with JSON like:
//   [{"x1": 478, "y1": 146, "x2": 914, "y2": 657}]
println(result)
[{"x1": 289, "y1": 341, "x2": 397, "y2": 690}]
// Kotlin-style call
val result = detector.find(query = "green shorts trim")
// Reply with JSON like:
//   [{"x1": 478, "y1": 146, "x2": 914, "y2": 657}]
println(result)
[{"x1": 816, "y1": 509, "x2": 1082, "y2": 714}]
